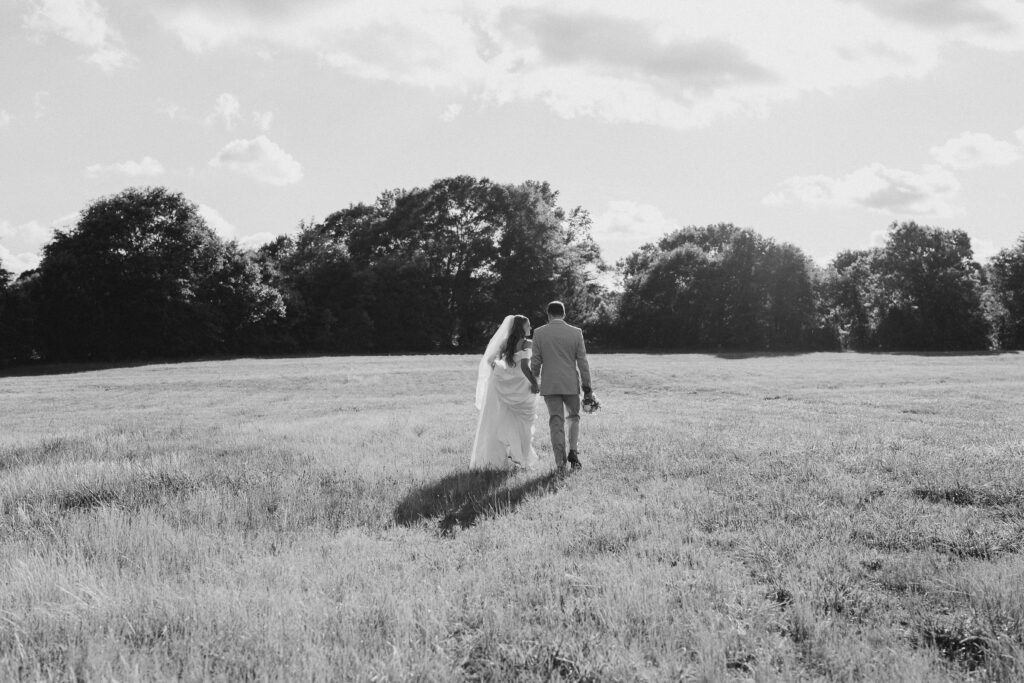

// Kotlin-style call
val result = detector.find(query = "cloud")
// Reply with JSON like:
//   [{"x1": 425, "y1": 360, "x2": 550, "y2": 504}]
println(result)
[
  {"x1": 847, "y1": 0, "x2": 1019, "y2": 34},
  {"x1": 237, "y1": 232, "x2": 277, "y2": 250},
  {"x1": 930, "y1": 131, "x2": 1021, "y2": 169},
  {"x1": 0, "y1": 244, "x2": 41, "y2": 276},
  {"x1": 85, "y1": 156, "x2": 165, "y2": 178},
  {"x1": 971, "y1": 237, "x2": 1001, "y2": 262},
  {"x1": 1016, "y1": 126, "x2": 1024, "y2": 144},
  {"x1": 0, "y1": 110, "x2": 11, "y2": 127},
  {"x1": 764, "y1": 163, "x2": 961, "y2": 217},
  {"x1": 197, "y1": 203, "x2": 237, "y2": 240},
  {"x1": 441, "y1": 103, "x2": 462, "y2": 122},
  {"x1": 591, "y1": 200, "x2": 680, "y2": 264},
  {"x1": 197, "y1": 205, "x2": 277, "y2": 249},
  {"x1": 156, "y1": 100, "x2": 182, "y2": 119},
  {"x1": 252, "y1": 110, "x2": 274, "y2": 131},
  {"x1": 0, "y1": 219, "x2": 54, "y2": 247},
  {"x1": 23, "y1": 0, "x2": 132, "y2": 70},
  {"x1": 209, "y1": 135, "x2": 303, "y2": 186},
  {"x1": 206, "y1": 93, "x2": 241, "y2": 130},
  {"x1": 498, "y1": 9, "x2": 772, "y2": 88},
  {"x1": 0, "y1": 218, "x2": 60, "y2": 275},
  {"x1": 150, "y1": 0, "x2": 1024, "y2": 130}
]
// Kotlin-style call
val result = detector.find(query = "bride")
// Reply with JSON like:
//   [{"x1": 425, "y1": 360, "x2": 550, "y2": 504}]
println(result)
[{"x1": 471, "y1": 314, "x2": 540, "y2": 469}]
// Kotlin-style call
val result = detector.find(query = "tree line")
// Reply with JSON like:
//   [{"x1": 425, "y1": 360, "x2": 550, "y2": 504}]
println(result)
[{"x1": 3, "y1": 178, "x2": 1024, "y2": 365}]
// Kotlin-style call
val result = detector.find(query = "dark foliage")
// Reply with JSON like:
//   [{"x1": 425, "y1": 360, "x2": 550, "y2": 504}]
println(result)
[
  {"x1": 821, "y1": 222, "x2": 990, "y2": 351},
  {"x1": 616, "y1": 224, "x2": 833, "y2": 351},
  {"x1": 4, "y1": 184, "x2": 1024, "y2": 364},
  {"x1": 30, "y1": 187, "x2": 283, "y2": 361}
]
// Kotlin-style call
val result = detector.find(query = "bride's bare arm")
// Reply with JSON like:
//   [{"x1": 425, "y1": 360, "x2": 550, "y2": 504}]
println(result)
[{"x1": 518, "y1": 340, "x2": 539, "y2": 393}]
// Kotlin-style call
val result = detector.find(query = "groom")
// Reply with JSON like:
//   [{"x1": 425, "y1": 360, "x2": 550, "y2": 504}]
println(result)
[{"x1": 530, "y1": 301, "x2": 594, "y2": 473}]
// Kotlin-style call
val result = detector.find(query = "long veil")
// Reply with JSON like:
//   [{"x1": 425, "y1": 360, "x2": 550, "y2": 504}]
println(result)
[{"x1": 475, "y1": 315, "x2": 515, "y2": 410}]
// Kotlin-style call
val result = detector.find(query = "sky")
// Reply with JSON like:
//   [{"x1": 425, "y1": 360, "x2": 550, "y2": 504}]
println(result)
[{"x1": 3, "y1": 0, "x2": 1024, "y2": 278}]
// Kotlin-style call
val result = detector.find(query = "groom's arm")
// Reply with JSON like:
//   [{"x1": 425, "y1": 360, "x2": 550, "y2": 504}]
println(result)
[
  {"x1": 530, "y1": 334, "x2": 542, "y2": 380},
  {"x1": 576, "y1": 332, "x2": 592, "y2": 396}
]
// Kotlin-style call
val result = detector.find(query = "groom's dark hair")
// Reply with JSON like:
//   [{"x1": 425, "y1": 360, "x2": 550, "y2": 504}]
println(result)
[{"x1": 547, "y1": 301, "x2": 565, "y2": 317}]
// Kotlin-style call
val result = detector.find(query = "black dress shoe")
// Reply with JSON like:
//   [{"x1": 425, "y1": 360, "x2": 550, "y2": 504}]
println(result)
[{"x1": 567, "y1": 450, "x2": 582, "y2": 470}]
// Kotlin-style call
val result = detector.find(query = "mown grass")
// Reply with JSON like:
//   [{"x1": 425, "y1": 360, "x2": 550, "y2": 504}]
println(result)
[{"x1": 2, "y1": 353, "x2": 1023, "y2": 681}]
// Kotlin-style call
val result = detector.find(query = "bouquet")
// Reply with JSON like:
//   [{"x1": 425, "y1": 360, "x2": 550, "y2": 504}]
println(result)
[{"x1": 582, "y1": 393, "x2": 601, "y2": 414}]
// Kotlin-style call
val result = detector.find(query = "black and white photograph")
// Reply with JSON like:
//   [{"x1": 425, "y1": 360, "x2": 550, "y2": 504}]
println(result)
[{"x1": 2, "y1": 0, "x2": 1024, "y2": 679}]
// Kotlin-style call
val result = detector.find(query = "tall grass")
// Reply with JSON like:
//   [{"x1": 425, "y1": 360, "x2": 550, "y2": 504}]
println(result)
[{"x1": 2, "y1": 353, "x2": 1023, "y2": 680}]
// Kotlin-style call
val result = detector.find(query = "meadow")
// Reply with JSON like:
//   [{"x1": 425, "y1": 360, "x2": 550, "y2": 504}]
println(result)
[{"x1": 1, "y1": 352, "x2": 1023, "y2": 681}]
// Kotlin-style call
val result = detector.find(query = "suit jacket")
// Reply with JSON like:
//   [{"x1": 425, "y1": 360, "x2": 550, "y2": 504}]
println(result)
[{"x1": 530, "y1": 319, "x2": 591, "y2": 396}]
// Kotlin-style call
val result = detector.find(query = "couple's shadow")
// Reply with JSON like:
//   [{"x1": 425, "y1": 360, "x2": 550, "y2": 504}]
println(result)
[{"x1": 393, "y1": 468, "x2": 563, "y2": 535}]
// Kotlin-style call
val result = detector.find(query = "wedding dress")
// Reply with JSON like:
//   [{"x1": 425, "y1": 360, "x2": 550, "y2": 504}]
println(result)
[{"x1": 470, "y1": 318, "x2": 539, "y2": 470}]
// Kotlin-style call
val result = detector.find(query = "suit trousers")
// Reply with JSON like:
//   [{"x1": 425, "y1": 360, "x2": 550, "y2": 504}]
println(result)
[{"x1": 543, "y1": 394, "x2": 580, "y2": 467}]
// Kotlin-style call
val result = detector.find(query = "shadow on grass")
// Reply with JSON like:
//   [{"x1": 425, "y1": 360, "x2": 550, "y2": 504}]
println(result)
[{"x1": 393, "y1": 468, "x2": 563, "y2": 535}]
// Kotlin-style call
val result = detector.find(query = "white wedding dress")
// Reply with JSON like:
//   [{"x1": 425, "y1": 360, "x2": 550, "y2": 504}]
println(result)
[{"x1": 470, "y1": 346, "x2": 539, "y2": 470}]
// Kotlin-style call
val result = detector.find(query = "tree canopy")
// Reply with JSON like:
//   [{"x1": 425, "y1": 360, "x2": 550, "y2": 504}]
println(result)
[
  {"x1": 616, "y1": 224, "x2": 830, "y2": 351},
  {"x1": 821, "y1": 222, "x2": 989, "y2": 351},
  {"x1": 3, "y1": 183, "x2": 1024, "y2": 366},
  {"x1": 33, "y1": 187, "x2": 283, "y2": 361}
]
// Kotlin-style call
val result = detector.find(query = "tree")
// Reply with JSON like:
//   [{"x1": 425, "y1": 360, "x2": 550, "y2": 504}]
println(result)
[
  {"x1": 319, "y1": 176, "x2": 610, "y2": 351},
  {"x1": 0, "y1": 259, "x2": 10, "y2": 293},
  {"x1": 35, "y1": 187, "x2": 283, "y2": 360},
  {"x1": 263, "y1": 225, "x2": 374, "y2": 353},
  {"x1": 821, "y1": 223, "x2": 990, "y2": 350},
  {"x1": 616, "y1": 224, "x2": 824, "y2": 351},
  {"x1": 986, "y1": 236, "x2": 1024, "y2": 349},
  {"x1": 820, "y1": 250, "x2": 875, "y2": 349},
  {"x1": 0, "y1": 270, "x2": 41, "y2": 365},
  {"x1": 204, "y1": 243, "x2": 286, "y2": 354}
]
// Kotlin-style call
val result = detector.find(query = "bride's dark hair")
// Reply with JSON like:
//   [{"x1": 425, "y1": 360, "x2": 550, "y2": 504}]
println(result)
[{"x1": 501, "y1": 315, "x2": 529, "y2": 367}]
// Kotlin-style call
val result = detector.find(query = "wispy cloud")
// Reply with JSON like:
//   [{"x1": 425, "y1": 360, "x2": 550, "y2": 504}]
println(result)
[
  {"x1": 252, "y1": 110, "x2": 274, "y2": 132},
  {"x1": 156, "y1": 100, "x2": 183, "y2": 119},
  {"x1": 0, "y1": 218, "x2": 54, "y2": 247},
  {"x1": 151, "y1": 0, "x2": 1024, "y2": 130},
  {"x1": 930, "y1": 131, "x2": 1021, "y2": 169},
  {"x1": 764, "y1": 163, "x2": 961, "y2": 217},
  {"x1": 0, "y1": 110, "x2": 11, "y2": 127},
  {"x1": 198, "y1": 203, "x2": 237, "y2": 241},
  {"x1": 592, "y1": 200, "x2": 680, "y2": 264},
  {"x1": 209, "y1": 135, "x2": 303, "y2": 186},
  {"x1": 85, "y1": 156, "x2": 165, "y2": 178},
  {"x1": 198, "y1": 204, "x2": 277, "y2": 249},
  {"x1": 846, "y1": 0, "x2": 1022, "y2": 36},
  {"x1": 206, "y1": 93, "x2": 241, "y2": 130},
  {"x1": 0, "y1": 244, "x2": 41, "y2": 276},
  {"x1": 0, "y1": 218, "x2": 59, "y2": 275},
  {"x1": 23, "y1": 0, "x2": 132, "y2": 70},
  {"x1": 441, "y1": 103, "x2": 462, "y2": 122}
]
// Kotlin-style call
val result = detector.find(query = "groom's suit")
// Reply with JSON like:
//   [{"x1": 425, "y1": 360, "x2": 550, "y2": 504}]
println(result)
[{"x1": 530, "y1": 319, "x2": 592, "y2": 468}]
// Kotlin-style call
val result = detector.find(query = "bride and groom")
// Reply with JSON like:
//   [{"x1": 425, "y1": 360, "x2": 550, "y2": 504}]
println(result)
[{"x1": 471, "y1": 300, "x2": 595, "y2": 473}]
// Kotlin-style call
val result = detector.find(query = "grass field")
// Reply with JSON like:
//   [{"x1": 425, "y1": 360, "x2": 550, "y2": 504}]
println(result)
[{"x1": 2, "y1": 352, "x2": 1023, "y2": 681}]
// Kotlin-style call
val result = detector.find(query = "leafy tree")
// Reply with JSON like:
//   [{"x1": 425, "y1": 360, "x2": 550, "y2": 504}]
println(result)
[
  {"x1": 616, "y1": 224, "x2": 824, "y2": 350},
  {"x1": 873, "y1": 222, "x2": 989, "y2": 350},
  {"x1": 205, "y1": 243, "x2": 286, "y2": 354},
  {"x1": 822, "y1": 223, "x2": 989, "y2": 350},
  {"x1": 0, "y1": 271, "x2": 41, "y2": 364},
  {"x1": 985, "y1": 236, "x2": 1024, "y2": 349},
  {"x1": 819, "y1": 250, "x2": 874, "y2": 349},
  {"x1": 320, "y1": 176, "x2": 610, "y2": 351},
  {"x1": 263, "y1": 225, "x2": 374, "y2": 353},
  {"x1": 35, "y1": 187, "x2": 283, "y2": 360}
]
